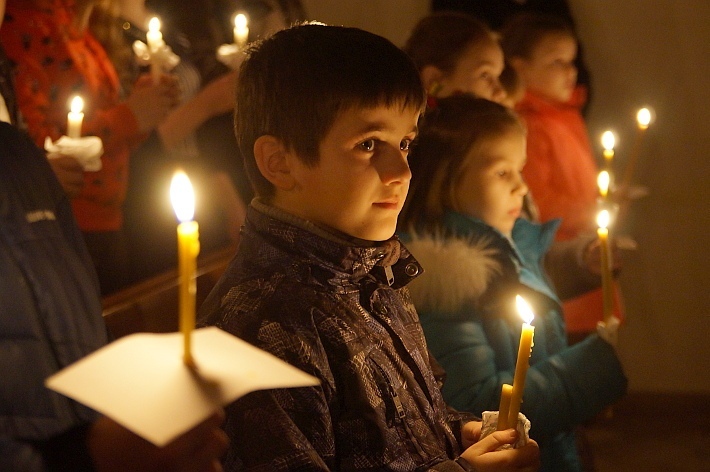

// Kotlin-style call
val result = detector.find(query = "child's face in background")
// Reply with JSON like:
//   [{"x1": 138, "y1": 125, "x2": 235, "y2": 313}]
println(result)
[
  {"x1": 282, "y1": 105, "x2": 419, "y2": 241},
  {"x1": 438, "y1": 39, "x2": 506, "y2": 104},
  {"x1": 453, "y1": 128, "x2": 528, "y2": 236},
  {"x1": 517, "y1": 33, "x2": 578, "y2": 103}
]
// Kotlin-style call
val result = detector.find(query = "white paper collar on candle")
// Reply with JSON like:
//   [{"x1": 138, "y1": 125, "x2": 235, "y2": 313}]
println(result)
[
  {"x1": 132, "y1": 40, "x2": 181, "y2": 70},
  {"x1": 44, "y1": 136, "x2": 104, "y2": 172},
  {"x1": 45, "y1": 327, "x2": 319, "y2": 446}
]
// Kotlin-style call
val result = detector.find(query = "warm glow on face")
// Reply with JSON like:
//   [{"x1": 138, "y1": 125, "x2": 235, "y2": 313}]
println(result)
[
  {"x1": 601, "y1": 131, "x2": 616, "y2": 151},
  {"x1": 597, "y1": 170, "x2": 610, "y2": 196},
  {"x1": 70, "y1": 96, "x2": 84, "y2": 113},
  {"x1": 597, "y1": 209, "x2": 610, "y2": 230},
  {"x1": 171, "y1": 171, "x2": 195, "y2": 223},
  {"x1": 516, "y1": 295, "x2": 534, "y2": 324},
  {"x1": 235, "y1": 13, "x2": 247, "y2": 29},
  {"x1": 149, "y1": 17, "x2": 161, "y2": 33},
  {"x1": 637, "y1": 107, "x2": 652, "y2": 129}
]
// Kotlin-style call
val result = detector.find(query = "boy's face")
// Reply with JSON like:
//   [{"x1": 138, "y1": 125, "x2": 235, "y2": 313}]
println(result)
[
  {"x1": 439, "y1": 39, "x2": 506, "y2": 104},
  {"x1": 280, "y1": 105, "x2": 420, "y2": 241},
  {"x1": 453, "y1": 128, "x2": 528, "y2": 236},
  {"x1": 517, "y1": 33, "x2": 578, "y2": 103}
]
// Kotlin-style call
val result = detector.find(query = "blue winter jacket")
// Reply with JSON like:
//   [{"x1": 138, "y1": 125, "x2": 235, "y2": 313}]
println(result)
[
  {"x1": 401, "y1": 212, "x2": 627, "y2": 472},
  {"x1": 0, "y1": 123, "x2": 107, "y2": 470}
]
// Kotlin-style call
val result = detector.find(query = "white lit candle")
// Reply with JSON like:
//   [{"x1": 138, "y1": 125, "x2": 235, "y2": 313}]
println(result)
[
  {"x1": 507, "y1": 295, "x2": 535, "y2": 428},
  {"x1": 233, "y1": 13, "x2": 249, "y2": 47},
  {"x1": 596, "y1": 210, "x2": 613, "y2": 323},
  {"x1": 67, "y1": 95, "x2": 84, "y2": 138},
  {"x1": 601, "y1": 130, "x2": 616, "y2": 169},
  {"x1": 170, "y1": 170, "x2": 200, "y2": 367},
  {"x1": 146, "y1": 17, "x2": 164, "y2": 83},
  {"x1": 621, "y1": 107, "x2": 654, "y2": 189},
  {"x1": 597, "y1": 170, "x2": 610, "y2": 202}
]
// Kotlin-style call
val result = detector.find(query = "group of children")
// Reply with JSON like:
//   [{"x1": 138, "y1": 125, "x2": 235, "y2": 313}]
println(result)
[
  {"x1": 0, "y1": 3, "x2": 628, "y2": 470},
  {"x1": 193, "y1": 9, "x2": 627, "y2": 472}
]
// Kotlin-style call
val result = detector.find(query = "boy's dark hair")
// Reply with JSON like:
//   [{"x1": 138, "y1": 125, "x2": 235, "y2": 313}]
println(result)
[
  {"x1": 403, "y1": 11, "x2": 496, "y2": 76},
  {"x1": 235, "y1": 23, "x2": 426, "y2": 199},
  {"x1": 400, "y1": 96, "x2": 524, "y2": 232},
  {"x1": 500, "y1": 12, "x2": 576, "y2": 60}
]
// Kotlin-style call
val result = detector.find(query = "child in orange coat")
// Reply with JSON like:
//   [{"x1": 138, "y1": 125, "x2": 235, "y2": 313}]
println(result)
[{"x1": 502, "y1": 12, "x2": 623, "y2": 339}]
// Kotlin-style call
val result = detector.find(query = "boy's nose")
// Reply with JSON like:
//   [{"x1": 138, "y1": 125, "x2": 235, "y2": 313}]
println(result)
[
  {"x1": 515, "y1": 175, "x2": 529, "y2": 196},
  {"x1": 380, "y1": 146, "x2": 412, "y2": 185}
]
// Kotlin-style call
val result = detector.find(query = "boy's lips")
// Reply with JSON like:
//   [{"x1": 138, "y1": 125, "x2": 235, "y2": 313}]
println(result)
[{"x1": 373, "y1": 198, "x2": 400, "y2": 209}]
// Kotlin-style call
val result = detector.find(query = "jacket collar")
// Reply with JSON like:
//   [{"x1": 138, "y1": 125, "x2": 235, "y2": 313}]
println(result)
[{"x1": 249, "y1": 200, "x2": 422, "y2": 290}]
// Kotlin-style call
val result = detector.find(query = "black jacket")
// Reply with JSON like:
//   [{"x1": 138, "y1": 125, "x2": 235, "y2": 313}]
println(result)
[{"x1": 199, "y1": 201, "x2": 477, "y2": 471}]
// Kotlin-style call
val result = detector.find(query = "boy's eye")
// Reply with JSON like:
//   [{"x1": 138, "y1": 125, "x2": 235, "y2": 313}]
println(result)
[
  {"x1": 359, "y1": 139, "x2": 375, "y2": 152},
  {"x1": 400, "y1": 139, "x2": 412, "y2": 151}
]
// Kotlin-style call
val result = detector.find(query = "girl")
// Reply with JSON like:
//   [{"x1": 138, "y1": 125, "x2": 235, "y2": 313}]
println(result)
[{"x1": 399, "y1": 95, "x2": 626, "y2": 472}]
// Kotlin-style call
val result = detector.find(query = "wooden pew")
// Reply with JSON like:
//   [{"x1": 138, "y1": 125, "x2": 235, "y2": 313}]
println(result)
[{"x1": 102, "y1": 246, "x2": 235, "y2": 339}]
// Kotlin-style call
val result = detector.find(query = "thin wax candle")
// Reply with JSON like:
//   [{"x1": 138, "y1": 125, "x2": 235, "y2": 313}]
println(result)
[
  {"x1": 170, "y1": 171, "x2": 200, "y2": 367},
  {"x1": 67, "y1": 96, "x2": 84, "y2": 138},
  {"x1": 507, "y1": 295, "x2": 535, "y2": 427},
  {"x1": 596, "y1": 210, "x2": 613, "y2": 323}
]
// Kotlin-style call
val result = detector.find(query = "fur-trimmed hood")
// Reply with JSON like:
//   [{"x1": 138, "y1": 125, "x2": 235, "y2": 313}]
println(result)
[
  {"x1": 404, "y1": 230, "x2": 510, "y2": 316},
  {"x1": 401, "y1": 213, "x2": 560, "y2": 318}
]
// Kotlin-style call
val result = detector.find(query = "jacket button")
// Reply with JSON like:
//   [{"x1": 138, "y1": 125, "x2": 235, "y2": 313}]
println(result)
[{"x1": 404, "y1": 263, "x2": 419, "y2": 276}]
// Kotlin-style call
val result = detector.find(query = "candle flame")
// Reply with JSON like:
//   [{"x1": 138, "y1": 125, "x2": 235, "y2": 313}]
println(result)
[
  {"x1": 597, "y1": 170, "x2": 610, "y2": 196},
  {"x1": 149, "y1": 16, "x2": 161, "y2": 33},
  {"x1": 601, "y1": 131, "x2": 616, "y2": 151},
  {"x1": 515, "y1": 295, "x2": 534, "y2": 324},
  {"x1": 637, "y1": 107, "x2": 652, "y2": 129},
  {"x1": 597, "y1": 209, "x2": 610, "y2": 230},
  {"x1": 70, "y1": 96, "x2": 84, "y2": 114},
  {"x1": 235, "y1": 13, "x2": 247, "y2": 29},
  {"x1": 170, "y1": 170, "x2": 195, "y2": 223}
]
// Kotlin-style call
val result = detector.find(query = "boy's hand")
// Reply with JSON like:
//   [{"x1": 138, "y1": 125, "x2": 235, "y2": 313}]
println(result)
[
  {"x1": 459, "y1": 422, "x2": 540, "y2": 471},
  {"x1": 48, "y1": 155, "x2": 84, "y2": 198},
  {"x1": 87, "y1": 411, "x2": 228, "y2": 472},
  {"x1": 127, "y1": 74, "x2": 181, "y2": 133}
]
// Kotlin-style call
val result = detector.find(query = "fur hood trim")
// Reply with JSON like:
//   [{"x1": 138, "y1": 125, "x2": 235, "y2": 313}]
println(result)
[{"x1": 405, "y1": 232, "x2": 503, "y2": 316}]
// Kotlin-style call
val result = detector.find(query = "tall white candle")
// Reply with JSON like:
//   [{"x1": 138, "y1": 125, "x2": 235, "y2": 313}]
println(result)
[
  {"x1": 146, "y1": 17, "x2": 164, "y2": 83},
  {"x1": 67, "y1": 95, "x2": 84, "y2": 138},
  {"x1": 233, "y1": 13, "x2": 249, "y2": 47}
]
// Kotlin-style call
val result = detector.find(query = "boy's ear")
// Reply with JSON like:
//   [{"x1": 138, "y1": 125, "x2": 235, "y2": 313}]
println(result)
[
  {"x1": 253, "y1": 135, "x2": 296, "y2": 191},
  {"x1": 420, "y1": 65, "x2": 445, "y2": 95}
]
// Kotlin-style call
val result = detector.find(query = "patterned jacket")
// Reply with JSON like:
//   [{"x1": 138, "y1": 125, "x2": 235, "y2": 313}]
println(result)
[{"x1": 198, "y1": 201, "x2": 477, "y2": 471}]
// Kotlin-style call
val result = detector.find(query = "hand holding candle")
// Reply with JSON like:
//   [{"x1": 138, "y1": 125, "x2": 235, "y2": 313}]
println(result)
[
  {"x1": 596, "y1": 210, "x2": 614, "y2": 323},
  {"x1": 170, "y1": 171, "x2": 200, "y2": 367},
  {"x1": 233, "y1": 13, "x2": 249, "y2": 47},
  {"x1": 506, "y1": 295, "x2": 535, "y2": 428},
  {"x1": 67, "y1": 96, "x2": 84, "y2": 138}
]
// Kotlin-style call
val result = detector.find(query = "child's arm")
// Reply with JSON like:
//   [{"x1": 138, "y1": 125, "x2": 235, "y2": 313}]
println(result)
[{"x1": 424, "y1": 316, "x2": 626, "y2": 439}]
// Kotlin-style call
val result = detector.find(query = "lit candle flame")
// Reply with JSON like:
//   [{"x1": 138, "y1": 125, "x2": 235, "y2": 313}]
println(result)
[
  {"x1": 170, "y1": 171, "x2": 195, "y2": 223},
  {"x1": 601, "y1": 131, "x2": 616, "y2": 152},
  {"x1": 149, "y1": 16, "x2": 161, "y2": 33},
  {"x1": 597, "y1": 209, "x2": 610, "y2": 230},
  {"x1": 637, "y1": 107, "x2": 652, "y2": 129},
  {"x1": 235, "y1": 13, "x2": 247, "y2": 30},
  {"x1": 597, "y1": 170, "x2": 610, "y2": 198},
  {"x1": 516, "y1": 295, "x2": 534, "y2": 324},
  {"x1": 70, "y1": 96, "x2": 84, "y2": 114}
]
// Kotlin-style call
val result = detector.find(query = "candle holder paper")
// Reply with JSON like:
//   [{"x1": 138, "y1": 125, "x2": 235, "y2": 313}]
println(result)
[
  {"x1": 480, "y1": 410, "x2": 531, "y2": 449},
  {"x1": 216, "y1": 43, "x2": 246, "y2": 70},
  {"x1": 132, "y1": 40, "x2": 181, "y2": 72},
  {"x1": 44, "y1": 136, "x2": 104, "y2": 172},
  {"x1": 45, "y1": 326, "x2": 319, "y2": 446}
]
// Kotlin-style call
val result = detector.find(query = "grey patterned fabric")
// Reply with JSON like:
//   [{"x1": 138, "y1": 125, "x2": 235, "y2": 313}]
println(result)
[{"x1": 198, "y1": 200, "x2": 476, "y2": 471}]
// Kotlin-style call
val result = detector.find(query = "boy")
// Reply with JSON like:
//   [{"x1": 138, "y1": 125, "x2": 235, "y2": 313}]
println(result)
[{"x1": 198, "y1": 23, "x2": 540, "y2": 471}]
